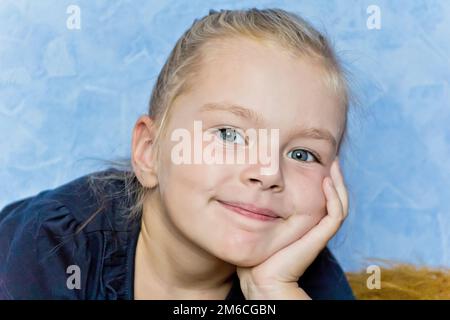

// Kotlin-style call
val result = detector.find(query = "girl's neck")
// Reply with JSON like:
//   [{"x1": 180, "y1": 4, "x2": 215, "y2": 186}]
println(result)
[{"x1": 134, "y1": 191, "x2": 236, "y2": 299}]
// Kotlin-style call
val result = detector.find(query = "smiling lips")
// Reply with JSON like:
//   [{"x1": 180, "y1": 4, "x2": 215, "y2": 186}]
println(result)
[{"x1": 217, "y1": 200, "x2": 281, "y2": 221}]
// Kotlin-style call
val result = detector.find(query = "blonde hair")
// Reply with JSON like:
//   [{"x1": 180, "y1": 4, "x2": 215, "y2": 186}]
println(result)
[{"x1": 87, "y1": 8, "x2": 351, "y2": 224}]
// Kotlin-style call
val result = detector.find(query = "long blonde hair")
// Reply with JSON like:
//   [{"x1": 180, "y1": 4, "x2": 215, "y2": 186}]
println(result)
[{"x1": 86, "y1": 8, "x2": 351, "y2": 225}]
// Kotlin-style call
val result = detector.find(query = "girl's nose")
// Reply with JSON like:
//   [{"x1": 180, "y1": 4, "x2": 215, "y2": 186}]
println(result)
[{"x1": 240, "y1": 163, "x2": 285, "y2": 192}]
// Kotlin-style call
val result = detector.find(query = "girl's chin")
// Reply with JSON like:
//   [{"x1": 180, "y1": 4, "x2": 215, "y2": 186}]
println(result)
[{"x1": 216, "y1": 249, "x2": 273, "y2": 268}]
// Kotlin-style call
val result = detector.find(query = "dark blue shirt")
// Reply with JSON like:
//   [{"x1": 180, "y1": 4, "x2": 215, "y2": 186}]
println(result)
[{"x1": 0, "y1": 169, "x2": 355, "y2": 300}]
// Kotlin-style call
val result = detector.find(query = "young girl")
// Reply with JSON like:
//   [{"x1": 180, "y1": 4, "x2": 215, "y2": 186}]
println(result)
[{"x1": 0, "y1": 8, "x2": 353, "y2": 300}]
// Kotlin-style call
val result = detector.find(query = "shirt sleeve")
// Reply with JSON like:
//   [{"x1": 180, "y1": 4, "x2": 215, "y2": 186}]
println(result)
[
  {"x1": 0, "y1": 194, "x2": 88, "y2": 299},
  {"x1": 298, "y1": 246, "x2": 355, "y2": 300}
]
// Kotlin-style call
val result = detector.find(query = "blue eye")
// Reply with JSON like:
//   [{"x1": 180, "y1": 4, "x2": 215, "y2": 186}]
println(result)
[
  {"x1": 216, "y1": 128, "x2": 246, "y2": 145},
  {"x1": 287, "y1": 149, "x2": 319, "y2": 163}
]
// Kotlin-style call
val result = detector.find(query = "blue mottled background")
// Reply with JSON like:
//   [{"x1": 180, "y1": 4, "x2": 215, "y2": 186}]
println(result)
[{"x1": 1, "y1": 0, "x2": 449, "y2": 272}]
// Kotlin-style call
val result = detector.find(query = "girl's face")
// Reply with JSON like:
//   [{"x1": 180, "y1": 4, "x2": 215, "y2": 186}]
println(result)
[{"x1": 155, "y1": 37, "x2": 345, "y2": 267}]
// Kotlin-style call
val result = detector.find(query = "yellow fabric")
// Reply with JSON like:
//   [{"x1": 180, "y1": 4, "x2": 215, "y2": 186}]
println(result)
[{"x1": 346, "y1": 263, "x2": 450, "y2": 299}]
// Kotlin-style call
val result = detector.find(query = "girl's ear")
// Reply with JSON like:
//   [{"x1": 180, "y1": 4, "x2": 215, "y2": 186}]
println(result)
[{"x1": 131, "y1": 115, "x2": 159, "y2": 188}]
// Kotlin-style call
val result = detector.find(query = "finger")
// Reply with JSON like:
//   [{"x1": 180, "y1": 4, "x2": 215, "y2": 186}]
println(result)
[
  {"x1": 330, "y1": 158, "x2": 349, "y2": 217},
  {"x1": 324, "y1": 176, "x2": 344, "y2": 223}
]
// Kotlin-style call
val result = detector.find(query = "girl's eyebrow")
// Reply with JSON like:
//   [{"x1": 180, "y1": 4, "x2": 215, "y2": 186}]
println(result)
[
  {"x1": 199, "y1": 102, "x2": 264, "y2": 125},
  {"x1": 287, "y1": 127, "x2": 337, "y2": 150},
  {"x1": 199, "y1": 101, "x2": 337, "y2": 149}
]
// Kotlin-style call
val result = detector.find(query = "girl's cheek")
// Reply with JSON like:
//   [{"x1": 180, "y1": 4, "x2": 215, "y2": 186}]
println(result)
[
  {"x1": 164, "y1": 158, "x2": 233, "y2": 194},
  {"x1": 286, "y1": 168, "x2": 327, "y2": 217},
  {"x1": 160, "y1": 128, "x2": 234, "y2": 187}
]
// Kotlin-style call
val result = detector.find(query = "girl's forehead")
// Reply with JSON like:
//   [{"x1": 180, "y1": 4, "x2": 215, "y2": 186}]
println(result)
[
  {"x1": 188, "y1": 43, "x2": 343, "y2": 116},
  {"x1": 167, "y1": 37, "x2": 346, "y2": 142},
  {"x1": 197, "y1": 37, "x2": 338, "y2": 101}
]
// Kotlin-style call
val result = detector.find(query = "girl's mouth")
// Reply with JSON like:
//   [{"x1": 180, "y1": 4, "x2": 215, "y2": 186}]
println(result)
[{"x1": 217, "y1": 200, "x2": 281, "y2": 222}]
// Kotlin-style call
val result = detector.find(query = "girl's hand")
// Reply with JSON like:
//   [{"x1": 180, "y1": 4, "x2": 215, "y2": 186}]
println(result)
[{"x1": 236, "y1": 158, "x2": 349, "y2": 299}]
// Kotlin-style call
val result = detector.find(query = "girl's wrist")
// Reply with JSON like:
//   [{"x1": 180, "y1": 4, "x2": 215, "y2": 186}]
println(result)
[{"x1": 241, "y1": 281, "x2": 311, "y2": 300}]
